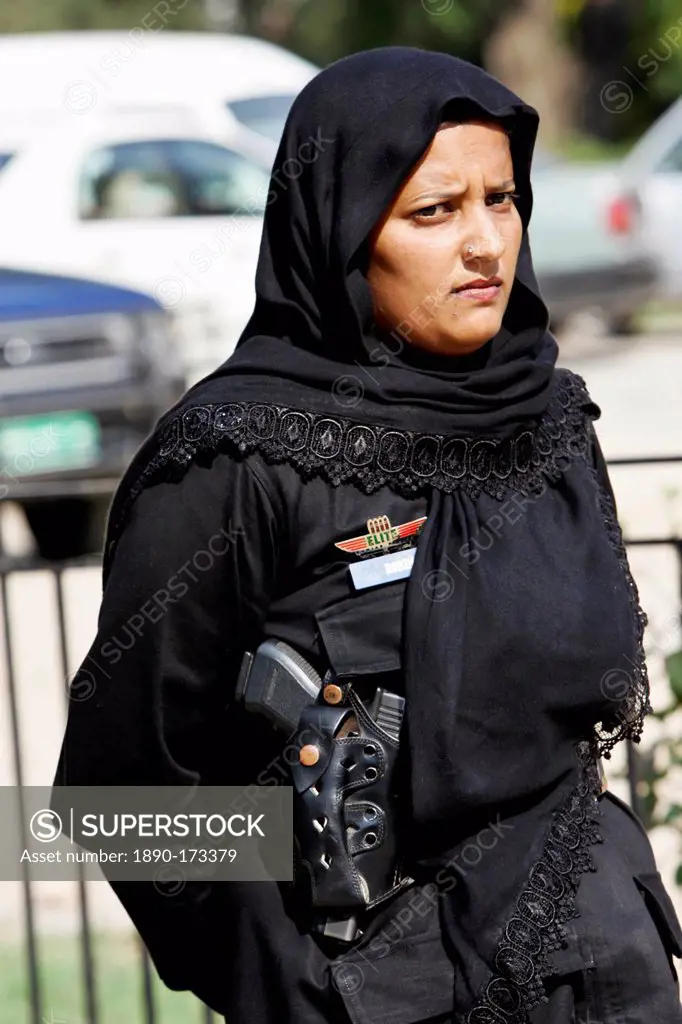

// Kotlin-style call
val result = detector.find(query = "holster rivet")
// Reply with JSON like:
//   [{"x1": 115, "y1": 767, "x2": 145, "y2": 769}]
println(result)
[
  {"x1": 323, "y1": 684, "x2": 343, "y2": 704},
  {"x1": 300, "y1": 744, "x2": 320, "y2": 766}
]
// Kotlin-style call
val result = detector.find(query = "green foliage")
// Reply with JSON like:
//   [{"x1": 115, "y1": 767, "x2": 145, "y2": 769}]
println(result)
[
  {"x1": 611, "y1": 0, "x2": 682, "y2": 137},
  {"x1": 286, "y1": 0, "x2": 503, "y2": 68},
  {"x1": 0, "y1": 0, "x2": 203, "y2": 34},
  {"x1": 667, "y1": 649, "x2": 682, "y2": 704},
  {"x1": 633, "y1": 643, "x2": 682, "y2": 891},
  {"x1": 281, "y1": 0, "x2": 680, "y2": 143},
  {"x1": 633, "y1": 0, "x2": 682, "y2": 106},
  {"x1": 0, "y1": 931, "x2": 211, "y2": 1023}
]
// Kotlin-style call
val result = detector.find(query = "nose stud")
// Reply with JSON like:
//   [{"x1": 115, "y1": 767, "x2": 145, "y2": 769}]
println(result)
[{"x1": 465, "y1": 244, "x2": 476, "y2": 258}]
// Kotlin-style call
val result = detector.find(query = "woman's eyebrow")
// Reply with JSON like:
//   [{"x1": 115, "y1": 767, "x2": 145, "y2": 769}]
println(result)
[{"x1": 407, "y1": 177, "x2": 516, "y2": 204}]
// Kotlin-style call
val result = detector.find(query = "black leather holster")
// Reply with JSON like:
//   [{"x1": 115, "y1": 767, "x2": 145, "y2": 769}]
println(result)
[{"x1": 287, "y1": 686, "x2": 411, "y2": 938}]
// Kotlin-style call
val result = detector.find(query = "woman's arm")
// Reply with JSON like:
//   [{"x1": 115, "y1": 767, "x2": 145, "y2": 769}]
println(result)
[{"x1": 52, "y1": 452, "x2": 281, "y2": 1014}]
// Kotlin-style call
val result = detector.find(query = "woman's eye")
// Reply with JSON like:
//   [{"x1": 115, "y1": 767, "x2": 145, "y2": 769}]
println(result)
[
  {"x1": 486, "y1": 191, "x2": 519, "y2": 207},
  {"x1": 412, "y1": 202, "x2": 450, "y2": 221}
]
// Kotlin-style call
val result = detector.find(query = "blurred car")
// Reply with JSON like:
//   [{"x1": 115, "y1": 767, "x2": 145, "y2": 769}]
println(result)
[
  {"x1": 0, "y1": 111, "x2": 275, "y2": 388},
  {"x1": 617, "y1": 97, "x2": 682, "y2": 300},
  {"x1": 0, "y1": 32, "x2": 318, "y2": 387},
  {"x1": 0, "y1": 31, "x2": 317, "y2": 163},
  {"x1": 0, "y1": 268, "x2": 183, "y2": 561},
  {"x1": 530, "y1": 148, "x2": 659, "y2": 334}
]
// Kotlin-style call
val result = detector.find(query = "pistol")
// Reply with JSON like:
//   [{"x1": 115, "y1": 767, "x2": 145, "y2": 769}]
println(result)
[{"x1": 235, "y1": 639, "x2": 323, "y2": 733}]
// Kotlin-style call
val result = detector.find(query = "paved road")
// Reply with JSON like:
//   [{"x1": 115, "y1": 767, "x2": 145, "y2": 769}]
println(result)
[{"x1": 0, "y1": 328, "x2": 681, "y2": 937}]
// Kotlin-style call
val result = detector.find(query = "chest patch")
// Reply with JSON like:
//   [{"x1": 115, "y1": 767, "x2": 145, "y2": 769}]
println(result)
[{"x1": 334, "y1": 514, "x2": 426, "y2": 559}]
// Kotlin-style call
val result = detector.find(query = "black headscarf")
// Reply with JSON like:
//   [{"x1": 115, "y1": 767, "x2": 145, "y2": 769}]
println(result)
[
  {"x1": 160, "y1": 45, "x2": 557, "y2": 436},
  {"x1": 104, "y1": 48, "x2": 630, "y2": 1018}
]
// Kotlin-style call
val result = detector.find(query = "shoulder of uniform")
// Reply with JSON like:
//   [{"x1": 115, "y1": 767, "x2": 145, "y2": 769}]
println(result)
[
  {"x1": 554, "y1": 366, "x2": 601, "y2": 421},
  {"x1": 101, "y1": 407, "x2": 276, "y2": 586}
]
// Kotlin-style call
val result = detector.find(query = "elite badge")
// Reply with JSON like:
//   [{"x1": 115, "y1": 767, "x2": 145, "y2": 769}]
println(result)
[{"x1": 334, "y1": 514, "x2": 427, "y2": 559}]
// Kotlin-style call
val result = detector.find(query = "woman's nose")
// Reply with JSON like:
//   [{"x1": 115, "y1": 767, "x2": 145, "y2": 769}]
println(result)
[{"x1": 462, "y1": 216, "x2": 505, "y2": 263}]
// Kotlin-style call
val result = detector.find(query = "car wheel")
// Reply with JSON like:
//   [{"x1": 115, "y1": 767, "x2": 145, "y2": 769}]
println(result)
[{"x1": 22, "y1": 496, "x2": 110, "y2": 561}]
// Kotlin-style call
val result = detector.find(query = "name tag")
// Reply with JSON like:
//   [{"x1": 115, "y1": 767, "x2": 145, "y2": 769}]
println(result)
[{"x1": 349, "y1": 547, "x2": 417, "y2": 590}]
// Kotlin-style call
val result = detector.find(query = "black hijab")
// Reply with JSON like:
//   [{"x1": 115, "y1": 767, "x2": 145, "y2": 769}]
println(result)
[
  {"x1": 104, "y1": 48, "x2": 630, "y2": 1019},
  {"x1": 105, "y1": 47, "x2": 559, "y2": 553},
  {"x1": 157, "y1": 45, "x2": 557, "y2": 436}
]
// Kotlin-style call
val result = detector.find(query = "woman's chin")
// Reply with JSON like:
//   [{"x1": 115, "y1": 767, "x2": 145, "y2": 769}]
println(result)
[{"x1": 443, "y1": 310, "x2": 504, "y2": 352}]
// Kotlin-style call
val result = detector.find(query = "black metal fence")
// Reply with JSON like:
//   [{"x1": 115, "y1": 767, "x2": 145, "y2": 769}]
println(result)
[
  {"x1": 1, "y1": 455, "x2": 680, "y2": 1024},
  {"x1": 606, "y1": 455, "x2": 682, "y2": 824},
  {"x1": 0, "y1": 553, "x2": 219, "y2": 1024}
]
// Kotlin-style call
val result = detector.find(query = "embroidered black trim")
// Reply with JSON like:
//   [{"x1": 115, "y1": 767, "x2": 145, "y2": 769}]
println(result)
[
  {"x1": 587, "y1": 462, "x2": 652, "y2": 758},
  {"x1": 459, "y1": 748, "x2": 604, "y2": 1024},
  {"x1": 157, "y1": 369, "x2": 590, "y2": 498},
  {"x1": 107, "y1": 369, "x2": 591, "y2": 556}
]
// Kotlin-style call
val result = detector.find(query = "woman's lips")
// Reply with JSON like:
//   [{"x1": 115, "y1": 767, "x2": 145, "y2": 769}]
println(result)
[{"x1": 452, "y1": 281, "x2": 502, "y2": 302}]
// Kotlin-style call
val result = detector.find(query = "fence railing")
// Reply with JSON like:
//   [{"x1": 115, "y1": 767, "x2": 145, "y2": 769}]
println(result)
[
  {"x1": 1, "y1": 454, "x2": 681, "y2": 1024},
  {"x1": 606, "y1": 456, "x2": 682, "y2": 824}
]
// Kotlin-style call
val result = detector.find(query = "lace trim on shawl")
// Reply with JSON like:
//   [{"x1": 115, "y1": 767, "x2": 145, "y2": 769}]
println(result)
[
  {"x1": 459, "y1": 745, "x2": 604, "y2": 1024},
  {"x1": 107, "y1": 368, "x2": 590, "y2": 556},
  {"x1": 587, "y1": 461, "x2": 652, "y2": 758}
]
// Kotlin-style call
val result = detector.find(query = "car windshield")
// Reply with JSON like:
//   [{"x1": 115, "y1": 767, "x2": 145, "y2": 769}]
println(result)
[{"x1": 227, "y1": 95, "x2": 297, "y2": 143}]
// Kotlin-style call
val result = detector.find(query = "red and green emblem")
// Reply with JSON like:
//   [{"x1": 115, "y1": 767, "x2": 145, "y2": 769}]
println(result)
[{"x1": 334, "y1": 514, "x2": 427, "y2": 556}]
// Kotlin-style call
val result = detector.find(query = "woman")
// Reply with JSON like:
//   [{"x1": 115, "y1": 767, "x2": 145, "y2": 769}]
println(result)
[{"x1": 53, "y1": 47, "x2": 682, "y2": 1023}]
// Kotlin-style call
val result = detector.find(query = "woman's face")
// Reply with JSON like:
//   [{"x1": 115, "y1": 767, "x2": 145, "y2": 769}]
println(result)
[{"x1": 366, "y1": 120, "x2": 523, "y2": 356}]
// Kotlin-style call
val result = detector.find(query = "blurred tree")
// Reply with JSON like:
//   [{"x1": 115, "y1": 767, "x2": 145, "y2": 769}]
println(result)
[
  {"x1": 483, "y1": 0, "x2": 583, "y2": 147},
  {"x1": 570, "y1": 0, "x2": 638, "y2": 141},
  {"x1": 0, "y1": 0, "x2": 203, "y2": 33},
  {"x1": 260, "y1": 0, "x2": 502, "y2": 68},
  {"x1": 250, "y1": 0, "x2": 584, "y2": 145},
  {"x1": 627, "y1": 0, "x2": 682, "y2": 127},
  {"x1": 248, "y1": 0, "x2": 682, "y2": 145},
  {"x1": 563, "y1": 0, "x2": 682, "y2": 140}
]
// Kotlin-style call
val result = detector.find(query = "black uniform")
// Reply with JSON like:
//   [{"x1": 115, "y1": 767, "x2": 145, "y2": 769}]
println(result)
[
  {"x1": 53, "y1": 370, "x2": 682, "y2": 1023},
  {"x1": 53, "y1": 47, "x2": 682, "y2": 1024}
]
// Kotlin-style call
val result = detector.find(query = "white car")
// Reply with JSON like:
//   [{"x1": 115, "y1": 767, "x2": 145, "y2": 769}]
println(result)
[
  {"x1": 618, "y1": 97, "x2": 682, "y2": 300},
  {"x1": 0, "y1": 112, "x2": 281, "y2": 386},
  {"x1": 529, "y1": 148, "x2": 659, "y2": 334},
  {"x1": 0, "y1": 31, "x2": 318, "y2": 160},
  {"x1": 0, "y1": 32, "x2": 319, "y2": 386},
  {"x1": 0, "y1": 32, "x2": 321, "y2": 385}
]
